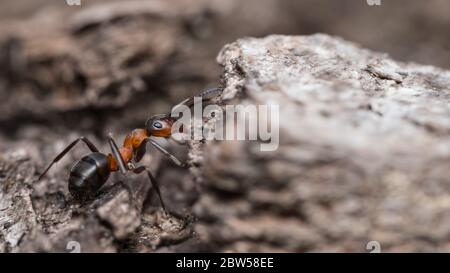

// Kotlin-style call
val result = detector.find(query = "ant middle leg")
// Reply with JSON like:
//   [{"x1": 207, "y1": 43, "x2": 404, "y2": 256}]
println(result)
[
  {"x1": 39, "y1": 136, "x2": 99, "y2": 180},
  {"x1": 130, "y1": 164, "x2": 167, "y2": 214}
]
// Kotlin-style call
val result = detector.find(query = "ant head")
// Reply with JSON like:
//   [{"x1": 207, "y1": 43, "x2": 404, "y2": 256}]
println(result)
[{"x1": 145, "y1": 114, "x2": 174, "y2": 137}]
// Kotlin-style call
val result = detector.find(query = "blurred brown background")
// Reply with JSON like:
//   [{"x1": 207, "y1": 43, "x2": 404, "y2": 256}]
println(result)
[{"x1": 1, "y1": 0, "x2": 449, "y2": 67}]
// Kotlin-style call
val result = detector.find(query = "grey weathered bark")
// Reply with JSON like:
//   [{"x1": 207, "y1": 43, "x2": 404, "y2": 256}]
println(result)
[{"x1": 193, "y1": 34, "x2": 450, "y2": 252}]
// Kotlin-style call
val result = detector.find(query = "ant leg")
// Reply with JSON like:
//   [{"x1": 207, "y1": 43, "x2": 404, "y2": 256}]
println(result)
[
  {"x1": 134, "y1": 137, "x2": 186, "y2": 166},
  {"x1": 107, "y1": 133, "x2": 128, "y2": 175},
  {"x1": 196, "y1": 86, "x2": 223, "y2": 103},
  {"x1": 131, "y1": 165, "x2": 167, "y2": 214},
  {"x1": 39, "y1": 136, "x2": 99, "y2": 180},
  {"x1": 144, "y1": 138, "x2": 186, "y2": 167},
  {"x1": 176, "y1": 87, "x2": 223, "y2": 108}
]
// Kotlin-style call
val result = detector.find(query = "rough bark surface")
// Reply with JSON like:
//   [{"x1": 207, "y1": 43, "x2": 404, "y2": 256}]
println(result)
[{"x1": 193, "y1": 35, "x2": 450, "y2": 252}]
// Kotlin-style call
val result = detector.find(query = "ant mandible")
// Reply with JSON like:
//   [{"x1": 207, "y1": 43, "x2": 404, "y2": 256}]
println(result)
[{"x1": 38, "y1": 87, "x2": 223, "y2": 213}]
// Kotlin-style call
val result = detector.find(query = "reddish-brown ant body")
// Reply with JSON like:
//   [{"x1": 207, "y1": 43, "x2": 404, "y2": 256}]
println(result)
[{"x1": 38, "y1": 87, "x2": 222, "y2": 213}]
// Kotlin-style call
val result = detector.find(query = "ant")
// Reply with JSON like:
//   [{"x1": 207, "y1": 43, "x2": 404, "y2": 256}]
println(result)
[{"x1": 38, "y1": 87, "x2": 223, "y2": 213}]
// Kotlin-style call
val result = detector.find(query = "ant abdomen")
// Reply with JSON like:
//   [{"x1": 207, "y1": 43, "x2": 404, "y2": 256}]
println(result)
[{"x1": 68, "y1": 152, "x2": 110, "y2": 201}]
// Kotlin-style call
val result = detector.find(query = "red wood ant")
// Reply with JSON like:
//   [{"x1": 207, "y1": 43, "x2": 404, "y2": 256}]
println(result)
[{"x1": 38, "y1": 87, "x2": 223, "y2": 213}]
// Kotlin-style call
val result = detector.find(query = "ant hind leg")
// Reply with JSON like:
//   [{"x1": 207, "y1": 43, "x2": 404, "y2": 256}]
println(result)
[{"x1": 39, "y1": 136, "x2": 99, "y2": 180}]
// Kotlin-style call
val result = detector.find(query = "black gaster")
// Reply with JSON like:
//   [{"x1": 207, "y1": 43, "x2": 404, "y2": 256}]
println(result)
[{"x1": 68, "y1": 152, "x2": 110, "y2": 201}]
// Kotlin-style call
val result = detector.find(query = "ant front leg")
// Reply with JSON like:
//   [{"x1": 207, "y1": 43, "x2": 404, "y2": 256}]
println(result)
[
  {"x1": 175, "y1": 87, "x2": 223, "y2": 108},
  {"x1": 137, "y1": 137, "x2": 186, "y2": 167},
  {"x1": 39, "y1": 136, "x2": 99, "y2": 180}
]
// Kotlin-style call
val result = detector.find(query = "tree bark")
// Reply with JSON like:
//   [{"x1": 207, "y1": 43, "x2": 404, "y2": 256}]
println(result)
[{"x1": 193, "y1": 35, "x2": 450, "y2": 252}]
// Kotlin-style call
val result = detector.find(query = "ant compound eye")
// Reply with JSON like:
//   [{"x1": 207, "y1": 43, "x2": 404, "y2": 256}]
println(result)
[{"x1": 153, "y1": 121, "x2": 163, "y2": 129}]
